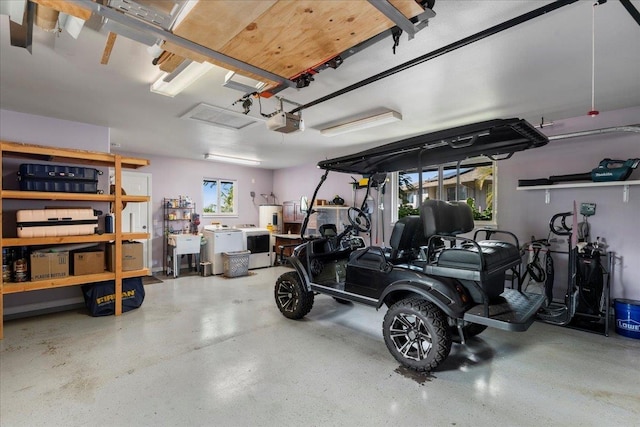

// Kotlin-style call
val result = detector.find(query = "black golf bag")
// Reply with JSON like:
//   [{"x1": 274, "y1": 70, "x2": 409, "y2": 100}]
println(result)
[{"x1": 576, "y1": 250, "x2": 604, "y2": 315}]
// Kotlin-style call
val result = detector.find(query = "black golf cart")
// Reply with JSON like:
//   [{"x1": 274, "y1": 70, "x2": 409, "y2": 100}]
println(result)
[{"x1": 274, "y1": 118, "x2": 549, "y2": 371}]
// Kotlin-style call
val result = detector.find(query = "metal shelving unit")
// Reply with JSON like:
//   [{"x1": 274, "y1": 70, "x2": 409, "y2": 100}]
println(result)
[{"x1": 162, "y1": 197, "x2": 196, "y2": 275}]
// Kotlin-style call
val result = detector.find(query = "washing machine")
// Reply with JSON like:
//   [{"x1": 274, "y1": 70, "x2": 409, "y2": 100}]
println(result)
[
  {"x1": 203, "y1": 226, "x2": 244, "y2": 275},
  {"x1": 236, "y1": 226, "x2": 272, "y2": 269}
]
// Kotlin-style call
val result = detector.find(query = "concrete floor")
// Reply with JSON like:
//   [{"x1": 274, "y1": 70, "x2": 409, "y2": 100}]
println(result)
[{"x1": 1, "y1": 266, "x2": 639, "y2": 426}]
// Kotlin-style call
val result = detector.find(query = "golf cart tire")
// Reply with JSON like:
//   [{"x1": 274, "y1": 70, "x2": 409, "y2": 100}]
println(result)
[
  {"x1": 383, "y1": 297, "x2": 452, "y2": 372},
  {"x1": 275, "y1": 271, "x2": 314, "y2": 319},
  {"x1": 449, "y1": 322, "x2": 488, "y2": 344}
]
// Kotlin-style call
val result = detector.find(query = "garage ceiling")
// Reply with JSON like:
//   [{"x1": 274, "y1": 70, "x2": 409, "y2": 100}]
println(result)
[{"x1": 0, "y1": 0, "x2": 639, "y2": 169}]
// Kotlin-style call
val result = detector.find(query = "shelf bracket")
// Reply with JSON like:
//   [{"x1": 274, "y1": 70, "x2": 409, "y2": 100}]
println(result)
[
  {"x1": 623, "y1": 184, "x2": 630, "y2": 203},
  {"x1": 545, "y1": 189, "x2": 551, "y2": 204}
]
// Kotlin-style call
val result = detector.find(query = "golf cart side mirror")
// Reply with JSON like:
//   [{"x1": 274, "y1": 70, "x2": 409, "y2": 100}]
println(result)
[{"x1": 300, "y1": 196, "x2": 309, "y2": 213}]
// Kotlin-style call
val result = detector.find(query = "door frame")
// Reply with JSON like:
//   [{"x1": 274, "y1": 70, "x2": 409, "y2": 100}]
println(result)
[{"x1": 114, "y1": 169, "x2": 153, "y2": 271}]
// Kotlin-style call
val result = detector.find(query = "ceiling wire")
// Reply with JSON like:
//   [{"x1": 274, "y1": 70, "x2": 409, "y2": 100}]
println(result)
[{"x1": 590, "y1": 2, "x2": 597, "y2": 115}]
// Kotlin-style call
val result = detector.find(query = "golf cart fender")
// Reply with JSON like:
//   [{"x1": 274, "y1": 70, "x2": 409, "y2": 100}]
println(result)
[
  {"x1": 376, "y1": 279, "x2": 467, "y2": 319},
  {"x1": 287, "y1": 257, "x2": 313, "y2": 291}
]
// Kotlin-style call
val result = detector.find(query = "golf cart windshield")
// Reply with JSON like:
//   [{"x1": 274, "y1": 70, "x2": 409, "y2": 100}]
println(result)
[{"x1": 317, "y1": 118, "x2": 547, "y2": 174}]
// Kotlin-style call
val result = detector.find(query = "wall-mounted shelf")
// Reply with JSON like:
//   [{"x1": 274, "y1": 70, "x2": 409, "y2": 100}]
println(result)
[{"x1": 517, "y1": 180, "x2": 640, "y2": 203}]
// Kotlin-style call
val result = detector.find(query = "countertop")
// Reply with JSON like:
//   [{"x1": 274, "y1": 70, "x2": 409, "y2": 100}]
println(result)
[{"x1": 272, "y1": 233, "x2": 302, "y2": 239}]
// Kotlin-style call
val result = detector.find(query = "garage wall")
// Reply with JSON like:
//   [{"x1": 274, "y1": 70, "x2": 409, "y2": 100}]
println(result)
[
  {"x1": 273, "y1": 163, "x2": 355, "y2": 206},
  {"x1": 122, "y1": 153, "x2": 275, "y2": 272},
  {"x1": 500, "y1": 106, "x2": 640, "y2": 301},
  {"x1": 0, "y1": 109, "x2": 110, "y2": 316}
]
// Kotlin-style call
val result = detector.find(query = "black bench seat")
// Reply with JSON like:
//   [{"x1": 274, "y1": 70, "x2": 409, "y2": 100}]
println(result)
[{"x1": 421, "y1": 200, "x2": 521, "y2": 299}]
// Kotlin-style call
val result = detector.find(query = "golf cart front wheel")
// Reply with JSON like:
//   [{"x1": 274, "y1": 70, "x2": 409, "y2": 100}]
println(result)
[
  {"x1": 383, "y1": 298, "x2": 452, "y2": 372},
  {"x1": 275, "y1": 271, "x2": 314, "y2": 319}
]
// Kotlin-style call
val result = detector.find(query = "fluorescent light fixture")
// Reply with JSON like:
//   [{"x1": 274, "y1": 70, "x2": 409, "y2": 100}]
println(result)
[
  {"x1": 204, "y1": 154, "x2": 261, "y2": 166},
  {"x1": 321, "y1": 110, "x2": 402, "y2": 137},
  {"x1": 151, "y1": 61, "x2": 214, "y2": 97},
  {"x1": 223, "y1": 71, "x2": 267, "y2": 93}
]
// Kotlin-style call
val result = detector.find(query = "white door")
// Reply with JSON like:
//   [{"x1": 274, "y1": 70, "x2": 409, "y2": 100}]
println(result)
[{"x1": 119, "y1": 171, "x2": 152, "y2": 270}]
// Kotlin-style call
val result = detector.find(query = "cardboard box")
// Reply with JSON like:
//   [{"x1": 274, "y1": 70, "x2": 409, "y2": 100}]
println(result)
[
  {"x1": 106, "y1": 241, "x2": 143, "y2": 272},
  {"x1": 72, "y1": 251, "x2": 105, "y2": 276},
  {"x1": 30, "y1": 252, "x2": 69, "y2": 281}
]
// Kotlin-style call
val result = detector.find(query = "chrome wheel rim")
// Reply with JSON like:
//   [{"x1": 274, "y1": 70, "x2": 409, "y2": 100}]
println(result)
[
  {"x1": 276, "y1": 280, "x2": 297, "y2": 312},
  {"x1": 389, "y1": 313, "x2": 432, "y2": 361}
]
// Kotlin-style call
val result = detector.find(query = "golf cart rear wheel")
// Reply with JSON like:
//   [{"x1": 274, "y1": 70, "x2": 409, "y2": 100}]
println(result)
[
  {"x1": 383, "y1": 298, "x2": 451, "y2": 372},
  {"x1": 449, "y1": 322, "x2": 488, "y2": 343},
  {"x1": 275, "y1": 271, "x2": 314, "y2": 319}
]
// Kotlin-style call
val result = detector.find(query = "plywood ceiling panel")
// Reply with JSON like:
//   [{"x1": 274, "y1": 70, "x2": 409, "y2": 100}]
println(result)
[
  {"x1": 160, "y1": 0, "x2": 424, "y2": 85},
  {"x1": 30, "y1": 0, "x2": 92, "y2": 21}
]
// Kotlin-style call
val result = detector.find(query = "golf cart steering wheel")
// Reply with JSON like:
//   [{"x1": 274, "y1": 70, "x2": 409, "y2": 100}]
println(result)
[{"x1": 348, "y1": 207, "x2": 371, "y2": 233}]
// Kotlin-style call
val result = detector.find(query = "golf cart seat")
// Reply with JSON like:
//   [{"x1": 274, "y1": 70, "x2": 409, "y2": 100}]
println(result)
[
  {"x1": 319, "y1": 224, "x2": 339, "y2": 251},
  {"x1": 386, "y1": 215, "x2": 429, "y2": 264},
  {"x1": 347, "y1": 215, "x2": 427, "y2": 271},
  {"x1": 421, "y1": 200, "x2": 521, "y2": 298}
]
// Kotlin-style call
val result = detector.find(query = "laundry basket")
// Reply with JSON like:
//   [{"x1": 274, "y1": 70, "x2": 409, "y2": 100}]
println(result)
[{"x1": 222, "y1": 250, "x2": 250, "y2": 278}]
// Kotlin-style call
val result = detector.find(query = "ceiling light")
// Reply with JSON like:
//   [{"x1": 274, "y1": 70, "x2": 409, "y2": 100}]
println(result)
[
  {"x1": 204, "y1": 154, "x2": 261, "y2": 166},
  {"x1": 150, "y1": 61, "x2": 214, "y2": 97},
  {"x1": 223, "y1": 71, "x2": 267, "y2": 93},
  {"x1": 321, "y1": 110, "x2": 402, "y2": 137}
]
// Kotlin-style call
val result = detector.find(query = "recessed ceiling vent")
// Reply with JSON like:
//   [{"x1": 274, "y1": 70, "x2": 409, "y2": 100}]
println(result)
[{"x1": 181, "y1": 103, "x2": 264, "y2": 131}]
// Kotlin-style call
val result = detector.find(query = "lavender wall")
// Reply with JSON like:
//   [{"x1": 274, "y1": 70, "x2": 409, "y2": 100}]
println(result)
[
  {"x1": 501, "y1": 106, "x2": 640, "y2": 300},
  {"x1": 117, "y1": 153, "x2": 275, "y2": 272},
  {"x1": 1, "y1": 109, "x2": 110, "y2": 315},
  {"x1": 273, "y1": 163, "x2": 354, "y2": 205}
]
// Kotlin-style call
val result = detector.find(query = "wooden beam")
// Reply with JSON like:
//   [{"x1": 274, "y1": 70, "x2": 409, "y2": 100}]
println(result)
[
  {"x1": 30, "y1": 0, "x2": 92, "y2": 21},
  {"x1": 101, "y1": 32, "x2": 117, "y2": 65},
  {"x1": 159, "y1": 53, "x2": 186, "y2": 74},
  {"x1": 35, "y1": 4, "x2": 60, "y2": 31}
]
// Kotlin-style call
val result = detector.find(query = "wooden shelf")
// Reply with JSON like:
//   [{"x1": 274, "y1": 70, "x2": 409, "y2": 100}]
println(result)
[
  {"x1": 517, "y1": 180, "x2": 639, "y2": 203},
  {"x1": 1, "y1": 141, "x2": 149, "y2": 169},
  {"x1": 1, "y1": 232, "x2": 150, "y2": 247},
  {"x1": 1, "y1": 190, "x2": 150, "y2": 203},
  {"x1": 2, "y1": 268, "x2": 150, "y2": 294},
  {"x1": 2, "y1": 190, "x2": 113, "y2": 201}
]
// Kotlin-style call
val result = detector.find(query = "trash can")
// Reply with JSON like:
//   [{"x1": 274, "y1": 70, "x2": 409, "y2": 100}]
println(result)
[
  {"x1": 614, "y1": 299, "x2": 640, "y2": 339},
  {"x1": 199, "y1": 261, "x2": 212, "y2": 277},
  {"x1": 222, "y1": 250, "x2": 250, "y2": 278}
]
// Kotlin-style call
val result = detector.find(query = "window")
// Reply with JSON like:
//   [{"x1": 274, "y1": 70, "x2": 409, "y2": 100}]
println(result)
[
  {"x1": 202, "y1": 178, "x2": 237, "y2": 216},
  {"x1": 394, "y1": 159, "x2": 497, "y2": 224}
]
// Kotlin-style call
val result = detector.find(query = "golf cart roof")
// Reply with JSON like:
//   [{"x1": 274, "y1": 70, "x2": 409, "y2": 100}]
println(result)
[{"x1": 318, "y1": 118, "x2": 548, "y2": 174}]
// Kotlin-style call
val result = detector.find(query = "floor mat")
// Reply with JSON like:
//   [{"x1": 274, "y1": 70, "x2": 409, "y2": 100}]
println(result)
[{"x1": 142, "y1": 275, "x2": 164, "y2": 285}]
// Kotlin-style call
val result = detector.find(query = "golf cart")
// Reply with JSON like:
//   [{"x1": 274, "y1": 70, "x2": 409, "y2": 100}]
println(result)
[{"x1": 274, "y1": 118, "x2": 549, "y2": 372}]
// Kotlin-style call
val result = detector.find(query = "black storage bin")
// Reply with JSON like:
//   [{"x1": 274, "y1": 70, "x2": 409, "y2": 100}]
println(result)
[
  {"x1": 81, "y1": 277, "x2": 145, "y2": 317},
  {"x1": 18, "y1": 163, "x2": 103, "y2": 194}
]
